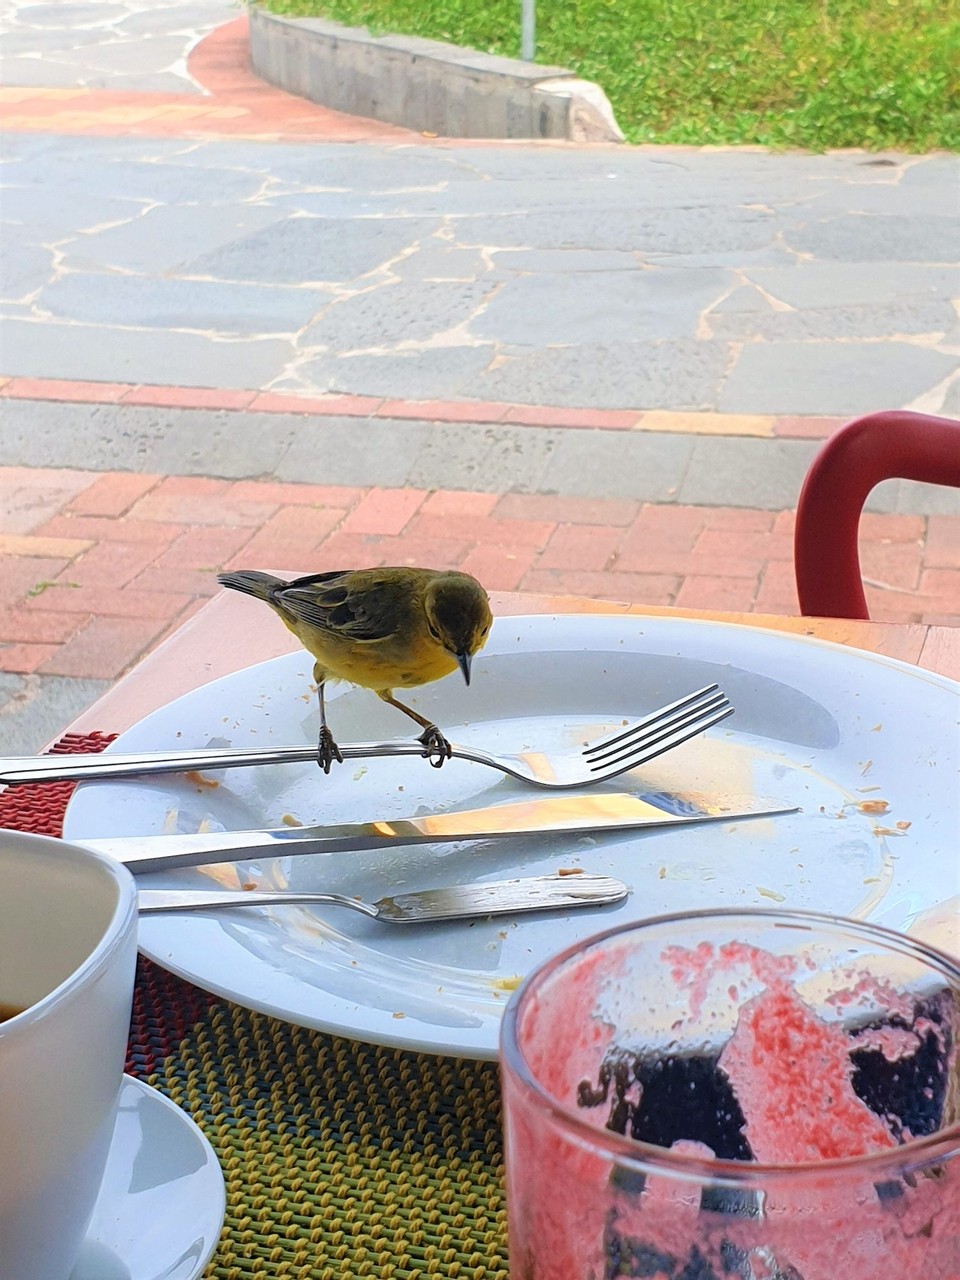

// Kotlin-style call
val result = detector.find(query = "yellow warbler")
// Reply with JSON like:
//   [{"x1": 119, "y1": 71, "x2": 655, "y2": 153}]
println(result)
[{"x1": 217, "y1": 567, "x2": 493, "y2": 772}]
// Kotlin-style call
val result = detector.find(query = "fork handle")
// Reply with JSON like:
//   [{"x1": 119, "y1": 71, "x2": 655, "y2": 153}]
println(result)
[
  {"x1": 137, "y1": 888, "x2": 379, "y2": 917},
  {"x1": 0, "y1": 740, "x2": 436, "y2": 784}
]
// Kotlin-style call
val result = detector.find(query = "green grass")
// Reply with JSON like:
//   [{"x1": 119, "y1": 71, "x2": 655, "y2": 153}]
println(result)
[{"x1": 261, "y1": 0, "x2": 959, "y2": 150}]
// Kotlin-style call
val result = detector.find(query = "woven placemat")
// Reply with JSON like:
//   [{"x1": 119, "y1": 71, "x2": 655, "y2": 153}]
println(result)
[{"x1": 0, "y1": 735, "x2": 509, "y2": 1278}]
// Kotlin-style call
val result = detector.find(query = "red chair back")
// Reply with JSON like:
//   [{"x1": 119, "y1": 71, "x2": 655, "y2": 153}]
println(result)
[{"x1": 794, "y1": 410, "x2": 960, "y2": 619}]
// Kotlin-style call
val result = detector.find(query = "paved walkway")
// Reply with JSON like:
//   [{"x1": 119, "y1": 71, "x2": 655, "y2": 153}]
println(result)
[
  {"x1": 1, "y1": 0, "x2": 958, "y2": 752},
  {"x1": 3, "y1": 4, "x2": 958, "y2": 415}
]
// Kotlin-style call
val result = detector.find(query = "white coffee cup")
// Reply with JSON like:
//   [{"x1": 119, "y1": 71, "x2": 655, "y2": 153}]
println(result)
[{"x1": 0, "y1": 830, "x2": 138, "y2": 1280}]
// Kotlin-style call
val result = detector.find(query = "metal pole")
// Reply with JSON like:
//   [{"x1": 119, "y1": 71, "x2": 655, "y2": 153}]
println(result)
[{"x1": 521, "y1": 0, "x2": 535, "y2": 60}]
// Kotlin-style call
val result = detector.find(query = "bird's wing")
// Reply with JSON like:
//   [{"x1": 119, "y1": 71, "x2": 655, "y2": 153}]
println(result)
[{"x1": 275, "y1": 571, "x2": 412, "y2": 642}]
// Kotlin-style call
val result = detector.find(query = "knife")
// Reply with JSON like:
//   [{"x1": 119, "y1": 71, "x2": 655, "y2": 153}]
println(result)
[
  {"x1": 77, "y1": 791, "x2": 799, "y2": 873},
  {"x1": 137, "y1": 872, "x2": 630, "y2": 923}
]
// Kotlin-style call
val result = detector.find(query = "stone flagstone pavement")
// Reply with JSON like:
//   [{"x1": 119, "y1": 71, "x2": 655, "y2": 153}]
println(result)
[{"x1": 0, "y1": 0, "x2": 958, "y2": 751}]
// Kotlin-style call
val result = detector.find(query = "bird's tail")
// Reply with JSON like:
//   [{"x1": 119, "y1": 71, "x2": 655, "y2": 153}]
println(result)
[{"x1": 217, "y1": 570, "x2": 286, "y2": 603}]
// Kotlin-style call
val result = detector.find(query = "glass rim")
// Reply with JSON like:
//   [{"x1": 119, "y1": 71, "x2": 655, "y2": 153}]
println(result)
[{"x1": 499, "y1": 906, "x2": 960, "y2": 1182}]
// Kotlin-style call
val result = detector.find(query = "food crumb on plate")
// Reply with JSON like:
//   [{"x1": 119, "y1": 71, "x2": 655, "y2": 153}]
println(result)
[
  {"x1": 281, "y1": 813, "x2": 302, "y2": 827},
  {"x1": 491, "y1": 975, "x2": 523, "y2": 992},
  {"x1": 856, "y1": 799, "x2": 890, "y2": 815},
  {"x1": 757, "y1": 885, "x2": 786, "y2": 902},
  {"x1": 242, "y1": 882, "x2": 257, "y2": 891},
  {"x1": 185, "y1": 771, "x2": 219, "y2": 789},
  {"x1": 557, "y1": 867, "x2": 583, "y2": 876}
]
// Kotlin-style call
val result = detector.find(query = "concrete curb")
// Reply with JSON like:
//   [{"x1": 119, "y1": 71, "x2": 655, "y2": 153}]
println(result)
[{"x1": 249, "y1": 7, "x2": 624, "y2": 142}]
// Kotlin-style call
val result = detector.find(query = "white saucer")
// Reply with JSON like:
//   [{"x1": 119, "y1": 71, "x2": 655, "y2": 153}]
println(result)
[{"x1": 71, "y1": 1075, "x2": 225, "y2": 1280}]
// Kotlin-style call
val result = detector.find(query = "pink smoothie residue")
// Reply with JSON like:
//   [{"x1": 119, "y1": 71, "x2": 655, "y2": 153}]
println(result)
[
  {"x1": 507, "y1": 935, "x2": 958, "y2": 1280},
  {"x1": 662, "y1": 939, "x2": 796, "y2": 1021},
  {"x1": 718, "y1": 980, "x2": 898, "y2": 1162}
]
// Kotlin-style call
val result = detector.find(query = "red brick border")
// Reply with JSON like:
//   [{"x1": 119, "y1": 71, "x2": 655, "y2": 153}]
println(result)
[
  {"x1": 0, "y1": 17, "x2": 412, "y2": 144},
  {"x1": 0, "y1": 376, "x2": 844, "y2": 439}
]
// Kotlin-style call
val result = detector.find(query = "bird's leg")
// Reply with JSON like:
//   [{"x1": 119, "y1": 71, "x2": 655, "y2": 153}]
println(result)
[
  {"x1": 315, "y1": 668, "x2": 343, "y2": 774},
  {"x1": 377, "y1": 690, "x2": 452, "y2": 768}
]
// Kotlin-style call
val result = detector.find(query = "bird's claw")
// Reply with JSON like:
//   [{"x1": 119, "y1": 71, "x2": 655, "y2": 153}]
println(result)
[
  {"x1": 316, "y1": 727, "x2": 344, "y2": 775},
  {"x1": 418, "y1": 725, "x2": 452, "y2": 768}
]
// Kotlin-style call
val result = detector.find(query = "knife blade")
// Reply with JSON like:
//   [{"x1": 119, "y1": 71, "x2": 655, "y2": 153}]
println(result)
[
  {"x1": 137, "y1": 872, "x2": 630, "y2": 923},
  {"x1": 77, "y1": 791, "x2": 799, "y2": 873}
]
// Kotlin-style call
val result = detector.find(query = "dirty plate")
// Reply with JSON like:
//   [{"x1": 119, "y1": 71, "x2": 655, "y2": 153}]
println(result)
[{"x1": 64, "y1": 615, "x2": 959, "y2": 1059}]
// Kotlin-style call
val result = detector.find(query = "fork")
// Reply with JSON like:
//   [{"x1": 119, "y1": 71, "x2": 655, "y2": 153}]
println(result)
[
  {"x1": 0, "y1": 685, "x2": 733, "y2": 790},
  {"x1": 137, "y1": 873, "x2": 631, "y2": 923}
]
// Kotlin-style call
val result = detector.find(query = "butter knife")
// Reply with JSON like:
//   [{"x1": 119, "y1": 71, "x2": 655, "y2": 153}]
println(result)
[
  {"x1": 137, "y1": 872, "x2": 630, "y2": 923},
  {"x1": 77, "y1": 791, "x2": 799, "y2": 873}
]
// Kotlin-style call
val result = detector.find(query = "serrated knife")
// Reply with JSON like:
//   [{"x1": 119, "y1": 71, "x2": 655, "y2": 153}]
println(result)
[{"x1": 76, "y1": 790, "x2": 799, "y2": 873}]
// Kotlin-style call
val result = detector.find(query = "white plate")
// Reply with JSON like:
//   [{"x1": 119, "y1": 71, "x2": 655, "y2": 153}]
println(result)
[
  {"x1": 71, "y1": 1075, "x2": 225, "y2": 1280},
  {"x1": 64, "y1": 615, "x2": 960, "y2": 1060}
]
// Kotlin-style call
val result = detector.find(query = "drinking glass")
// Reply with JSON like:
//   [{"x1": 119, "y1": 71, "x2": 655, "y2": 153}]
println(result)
[{"x1": 500, "y1": 909, "x2": 959, "y2": 1280}]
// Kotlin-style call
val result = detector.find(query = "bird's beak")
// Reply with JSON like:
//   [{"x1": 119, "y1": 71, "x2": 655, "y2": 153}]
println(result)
[{"x1": 456, "y1": 652, "x2": 472, "y2": 686}]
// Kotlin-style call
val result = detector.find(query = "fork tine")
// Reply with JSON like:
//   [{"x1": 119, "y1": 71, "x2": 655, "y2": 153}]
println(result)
[
  {"x1": 591, "y1": 691, "x2": 732, "y2": 757},
  {"x1": 583, "y1": 684, "x2": 723, "y2": 761},
  {"x1": 588, "y1": 702, "x2": 734, "y2": 776},
  {"x1": 588, "y1": 692, "x2": 731, "y2": 768},
  {"x1": 588, "y1": 699, "x2": 732, "y2": 771},
  {"x1": 582, "y1": 683, "x2": 719, "y2": 760}
]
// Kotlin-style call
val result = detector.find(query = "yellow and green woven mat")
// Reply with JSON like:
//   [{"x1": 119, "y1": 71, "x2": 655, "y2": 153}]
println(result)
[{"x1": 143, "y1": 968, "x2": 508, "y2": 1277}]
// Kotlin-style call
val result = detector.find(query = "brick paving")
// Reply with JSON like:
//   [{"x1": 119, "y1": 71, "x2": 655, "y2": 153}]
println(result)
[{"x1": 3, "y1": 464, "x2": 958, "y2": 692}]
